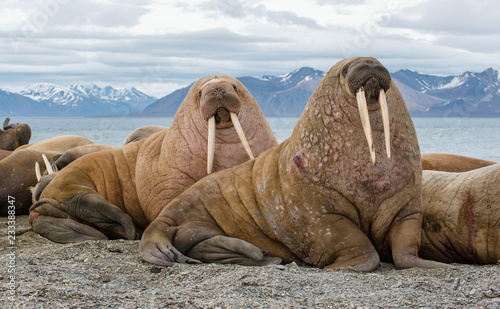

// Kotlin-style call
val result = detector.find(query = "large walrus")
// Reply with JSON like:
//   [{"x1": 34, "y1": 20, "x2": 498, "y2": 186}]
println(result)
[
  {"x1": 0, "y1": 135, "x2": 95, "y2": 216},
  {"x1": 139, "y1": 57, "x2": 448, "y2": 270},
  {"x1": 420, "y1": 164, "x2": 500, "y2": 264},
  {"x1": 29, "y1": 75, "x2": 278, "y2": 243},
  {"x1": 0, "y1": 118, "x2": 31, "y2": 151},
  {"x1": 421, "y1": 153, "x2": 496, "y2": 172}
]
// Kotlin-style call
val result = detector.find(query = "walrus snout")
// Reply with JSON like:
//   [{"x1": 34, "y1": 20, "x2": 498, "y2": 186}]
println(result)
[
  {"x1": 200, "y1": 82, "x2": 241, "y2": 121},
  {"x1": 345, "y1": 58, "x2": 392, "y2": 164},
  {"x1": 346, "y1": 59, "x2": 391, "y2": 97},
  {"x1": 214, "y1": 107, "x2": 231, "y2": 124},
  {"x1": 201, "y1": 80, "x2": 254, "y2": 174}
]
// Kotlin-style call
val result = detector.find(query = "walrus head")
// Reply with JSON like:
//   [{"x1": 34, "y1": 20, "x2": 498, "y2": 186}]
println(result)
[
  {"x1": 198, "y1": 77, "x2": 255, "y2": 174},
  {"x1": 31, "y1": 154, "x2": 58, "y2": 203},
  {"x1": 0, "y1": 118, "x2": 32, "y2": 150},
  {"x1": 342, "y1": 58, "x2": 392, "y2": 164}
]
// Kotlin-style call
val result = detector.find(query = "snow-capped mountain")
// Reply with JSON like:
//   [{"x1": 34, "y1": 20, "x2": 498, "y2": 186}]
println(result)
[
  {"x1": 392, "y1": 68, "x2": 500, "y2": 116},
  {"x1": 1, "y1": 83, "x2": 156, "y2": 117},
  {"x1": 2, "y1": 67, "x2": 500, "y2": 118},
  {"x1": 142, "y1": 67, "x2": 325, "y2": 117}
]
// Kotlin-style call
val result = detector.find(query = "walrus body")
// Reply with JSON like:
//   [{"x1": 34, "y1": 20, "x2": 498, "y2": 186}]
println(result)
[
  {"x1": 421, "y1": 153, "x2": 496, "y2": 172},
  {"x1": 0, "y1": 135, "x2": 95, "y2": 216},
  {"x1": 420, "y1": 165, "x2": 500, "y2": 264},
  {"x1": 30, "y1": 75, "x2": 278, "y2": 243},
  {"x1": 140, "y1": 57, "x2": 447, "y2": 270},
  {"x1": 0, "y1": 118, "x2": 31, "y2": 151}
]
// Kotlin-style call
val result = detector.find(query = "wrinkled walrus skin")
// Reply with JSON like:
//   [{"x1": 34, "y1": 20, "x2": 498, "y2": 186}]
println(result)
[
  {"x1": 29, "y1": 75, "x2": 278, "y2": 244},
  {"x1": 420, "y1": 164, "x2": 500, "y2": 264},
  {"x1": 421, "y1": 153, "x2": 496, "y2": 172},
  {"x1": 140, "y1": 57, "x2": 448, "y2": 271}
]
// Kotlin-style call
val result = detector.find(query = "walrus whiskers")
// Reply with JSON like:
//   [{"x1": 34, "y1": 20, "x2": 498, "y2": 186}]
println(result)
[
  {"x1": 379, "y1": 89, "x2": 391, "y2": 159},
  {"x1": 356, "y1": 87, "x2": 376, "y2": 164},
  {"x1": 207, "y1": 116, "x2": 216, "y2": 174}
]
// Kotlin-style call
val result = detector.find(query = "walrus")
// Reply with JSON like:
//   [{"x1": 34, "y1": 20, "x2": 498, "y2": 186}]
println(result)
[
  {"x1": 0, "y1": 135, "x2": 95, "y2": 216},
  {"x1": 29, "y1": 75, "x2": 278, "y2": 243},
  {"x1": 421, "y1": 153, "x2": 496, "y2": 172},
  {"x1": 139, "y1": 57, "x2": 448, "y2": 270},
  {"x1": 0, "y1": 118, "x2": 31, "y2": 151},
  {"x1": 420, "y1": 164, "x2": 500, "y2": 264},
  {"x1": 122, "y1": 125, "x2": 167, "y2": 145}
]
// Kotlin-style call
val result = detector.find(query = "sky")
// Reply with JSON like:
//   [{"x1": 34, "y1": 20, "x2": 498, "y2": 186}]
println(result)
[{"x1": 1, "y1": 0, "x2": 500, "y2": 98}]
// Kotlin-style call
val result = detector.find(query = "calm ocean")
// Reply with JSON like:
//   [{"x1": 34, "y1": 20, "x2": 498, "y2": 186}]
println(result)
[{"x1": 12, "y1": 117, "x2": 500, "y2": 162}]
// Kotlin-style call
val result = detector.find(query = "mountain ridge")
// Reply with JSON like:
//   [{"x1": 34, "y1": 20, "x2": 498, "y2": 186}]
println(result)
[{"x1": 2, "y1": 67, "x2": 500, "y2": 117}]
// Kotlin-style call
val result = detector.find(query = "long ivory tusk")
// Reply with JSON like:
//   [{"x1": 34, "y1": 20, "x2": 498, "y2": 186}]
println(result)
[
  {"x1": 42, "y1": 154, "x2": 54, "y2": 175},
  {"x1": 207, "y1": 116, "x2": 216, "y2": 174},
  {"x1": 35, "y1": 162, "x2": 42, "y2": 182},
  {"x1": 356, "y1": 87, "x2": 376, "y2": 164},
  {"x1": 379, "y1": 89, "x2": 391, "y2": 159},
  {"x1": 230, "y1": 112, "x2": 254, "y2": 160}
]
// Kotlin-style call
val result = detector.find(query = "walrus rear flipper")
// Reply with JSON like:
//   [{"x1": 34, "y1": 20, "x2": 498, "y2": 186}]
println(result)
[
  {"x1": 29, "y1": 198, "x2": 108, "y2": 243},
  {"x1": 29, "y1": 194, "x2": 137, "y2": 243},
  {"x1": 188, "y1": 235, "x2": 282, "y2": 266},
  {"x1": 59, "y1": 193, "x2": 137, "y2": 241}
]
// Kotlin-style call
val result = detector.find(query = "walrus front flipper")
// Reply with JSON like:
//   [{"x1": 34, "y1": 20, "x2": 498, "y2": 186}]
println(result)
[
  {"x1": 139, "y1": 219, "x2": 202, "y2": 267},
  {"x1": 390, "y1": 214, "x2": 451, "y2": 269},
  {"x1": 29, "y1": 199, "x2": 108, "y2": 243},
  {"x1": 60, "y1": 193, "x2": 137, "y2": 240},
  {"x1": 188, "y1": 235, "x2": 282, "y2": 266}
]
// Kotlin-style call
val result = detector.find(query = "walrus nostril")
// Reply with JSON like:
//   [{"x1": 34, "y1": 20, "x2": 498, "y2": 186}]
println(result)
[{"x1": 213, "y1": 87, "x2": 225, "y2": 96}]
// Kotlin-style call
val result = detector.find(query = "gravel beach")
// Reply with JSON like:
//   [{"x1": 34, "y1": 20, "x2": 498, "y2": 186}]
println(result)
[{"x1": 1, "y1": 216, "x2": 499, "y2": 308}]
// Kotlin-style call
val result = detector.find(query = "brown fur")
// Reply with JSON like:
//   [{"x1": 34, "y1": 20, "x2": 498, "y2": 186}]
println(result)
[
  {"x1": 29, "y1": 75, "x2": 278, "y2": 241},
  {"x1": 421, "y1": 153, "x2": 496, "y2": 172},
  {"x1": 420, "y1": 164, "x2": 500, "y2": 263},
  {"x1": 140, "y1": 58, "x2": 448, "y2": 271}
]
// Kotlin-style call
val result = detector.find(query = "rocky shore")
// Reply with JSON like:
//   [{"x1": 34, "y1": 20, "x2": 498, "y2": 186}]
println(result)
[{"x1": 1, "y1": 216, "x2": 499, "y2": 308}]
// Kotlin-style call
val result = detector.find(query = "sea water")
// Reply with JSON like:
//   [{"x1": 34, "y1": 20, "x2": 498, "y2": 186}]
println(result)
[{"x1": 11, "y1": 117, "x2": 500, "y2": 162}]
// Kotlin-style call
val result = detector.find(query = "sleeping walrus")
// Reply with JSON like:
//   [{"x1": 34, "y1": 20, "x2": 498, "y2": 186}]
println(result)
[
  {"x1": 29, "y1": 75, "x2": 278, "y2": 243},
  {"x1": 420, "y1": 164, "x2": 500, "y2": 264},
  {"x1": 0, "y1": 118, "x2": 31, "y2": 151},
  {"x1": 421, "y1": 153, "x2": 496, "y2": 172},
  {"x1": 0, "y1": 135, "x2": 95, "y2": 216},
  {"x1": 139, "y1": 57, "x2": 448, "y2": 270}
]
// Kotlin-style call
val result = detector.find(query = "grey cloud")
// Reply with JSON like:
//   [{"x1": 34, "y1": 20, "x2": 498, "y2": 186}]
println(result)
[
  {"x1": 31, "y1": 0, "x2": 149, "y2": 29},
  {"x1": 200, "y1": 0, "x2": 324, "y2": 29},
  {"x1": 389, "y1": 0, "x2": 500, "y2": 35}
]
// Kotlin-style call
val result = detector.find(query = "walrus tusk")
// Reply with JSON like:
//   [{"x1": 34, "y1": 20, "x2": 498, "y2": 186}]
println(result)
[
  {"x1": 356, "y1": 87, "x2": 376, "y2": 164},
  {"x1": 230, "y1": 112, "x2": 254, "y2": 160},
  {"x1": 35, "y1": 162, "x2": 42, "y2": 182},
  {"x1": 207, "y1": 116, "x2": 216, "y2": 174},
  {"x1": 379, "y1": 89, "x2": 391, "y2": 159},
  {"x1": 3, "y1": 118, "x2": 10, "y2": 129},
  {"x1": 42, "y1": 154, "x2": 55, "y2": 175}
]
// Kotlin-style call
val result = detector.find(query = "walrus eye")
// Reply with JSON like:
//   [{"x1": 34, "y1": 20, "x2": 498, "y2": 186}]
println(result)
[
  {"x1": 233, "y1": 85, "x2": 237, "y2": 92},
  {"x1": 342, "y1": 65, "x2": 349, "y2": 76},
  {"x1": 199, "y1": 90, "x2": 202, "y2": 97}
]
